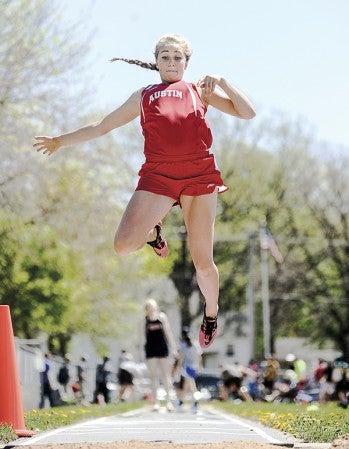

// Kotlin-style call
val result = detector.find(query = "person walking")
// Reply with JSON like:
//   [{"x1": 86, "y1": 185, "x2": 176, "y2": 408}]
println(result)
[
  {"x1": 33, "y1": 34, "x2": 256, "y2": 348},
  {"x1": 92, "y1": 355, "x2": 112, "y2": 404},
  {"x1": 39, "y1": 352, "x2": 55, "y2": 408},
  {"x1": 57, "y1": 354, "x2": 72, "y2": 396},
  {"x1": 176, "y1": 327, "x2": 202, "y2": 413},
  {"x1": 117, "y1": 350, "x2": 135, "y2": 402},
  {"x1": 75, "y1": 355, "x2": 89, "y2": 405},
  {"x1": 141, "y1": 298, "x2": 178, "y2": 411}
]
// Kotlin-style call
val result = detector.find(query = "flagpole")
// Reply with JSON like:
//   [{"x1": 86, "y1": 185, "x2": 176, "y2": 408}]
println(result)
[
  {"x1": 246, "y1": 232, "x2": 256, "y2": 361},
  {"x1": 260, "y1": 223, "x2": 271, "y2": 357}
]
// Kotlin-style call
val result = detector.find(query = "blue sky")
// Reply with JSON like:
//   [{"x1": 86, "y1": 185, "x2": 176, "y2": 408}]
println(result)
[{"x1": 60, "y1": 0, "x2": 349, "y2": 149}]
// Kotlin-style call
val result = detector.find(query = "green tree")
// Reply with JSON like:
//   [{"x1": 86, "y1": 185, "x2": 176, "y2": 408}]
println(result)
[
  {"x1": 0, "y1": 212, "x2": 78, "y2": 343},
  {"x1": 0, "y1": 0, "x2": 148, "y2": 343},
  {"x1": 0, "y1": 0, "x2": 92, "y2": 218},
  {"x1": 283, "y1": 150, "x2": 349, "y2": 359}
]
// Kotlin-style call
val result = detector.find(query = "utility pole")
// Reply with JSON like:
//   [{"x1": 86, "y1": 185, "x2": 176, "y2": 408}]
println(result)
[
  {"x1": 246, "y1": 232, "x2": 257, "y2": 361},
  {"x1": 260, "y1": 223, "x2": 271, "y2": 357}
]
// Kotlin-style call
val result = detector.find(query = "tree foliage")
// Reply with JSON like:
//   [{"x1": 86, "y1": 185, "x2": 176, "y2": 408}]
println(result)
[
  {"x1": 0, "y1": 212, "x2": 78, "y2": 339},
  {"x1": 0, "y1": 1, "x2": 147, "y2": 350}
]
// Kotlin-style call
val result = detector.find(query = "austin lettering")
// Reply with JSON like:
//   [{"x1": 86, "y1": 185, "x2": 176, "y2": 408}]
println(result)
[{"x1": 149, "y1": 90, "x2": 183, "y2": 104}]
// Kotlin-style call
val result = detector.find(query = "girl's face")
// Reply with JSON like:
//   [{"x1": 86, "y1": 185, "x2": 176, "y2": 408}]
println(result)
[{"x1": 156, "y1": 44, "x2": 187, "y2": 83}]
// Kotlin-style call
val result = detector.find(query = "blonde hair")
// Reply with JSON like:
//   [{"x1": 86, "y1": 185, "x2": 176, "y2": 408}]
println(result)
[
  {"x1": 110, "y1": 34, "x2": 192, "y2": 71},
  {"x1": 145, "y1": 298, "x2": 159, "y2": 313},
  {"x1": 154, "y1": 34, "x2": 192, "y2": 61}
]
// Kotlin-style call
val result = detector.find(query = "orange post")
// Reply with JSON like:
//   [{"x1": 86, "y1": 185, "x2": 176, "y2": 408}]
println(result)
[{"x1": 0, "y1": 305, "x2": 35, "y2": 437}]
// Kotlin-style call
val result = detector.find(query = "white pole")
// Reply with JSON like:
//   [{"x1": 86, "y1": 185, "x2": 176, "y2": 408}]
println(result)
[
  {"x1": 246, "y1": 233, "x2": 256, "y2": 361},
  {"x1": 260, "y1": 225, "x2": 271, "y2": 357}
]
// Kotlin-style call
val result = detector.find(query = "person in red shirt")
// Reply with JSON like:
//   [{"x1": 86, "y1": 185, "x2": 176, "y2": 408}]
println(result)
[{"x1": 33, "y1": 34, "x2": 256, "y2": 349}]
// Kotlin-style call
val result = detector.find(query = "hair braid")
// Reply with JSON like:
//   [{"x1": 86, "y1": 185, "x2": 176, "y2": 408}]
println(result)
[{"x1": 110, "y1": 57, "x2": 158, "y2": 71}]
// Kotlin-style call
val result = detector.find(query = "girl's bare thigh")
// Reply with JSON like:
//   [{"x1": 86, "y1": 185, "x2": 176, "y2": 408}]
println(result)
[
  {"x1": 114, "y1": 190, "x2": 175, "y2": 253},
  {"x1": 180, "y1": 190, "x2": 218, "y2": 265}
]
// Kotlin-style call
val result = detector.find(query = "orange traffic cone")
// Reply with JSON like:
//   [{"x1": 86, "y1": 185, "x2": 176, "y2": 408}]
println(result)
[{"x1": 0, "y1": 305, "x2": 35, "y2": 437}]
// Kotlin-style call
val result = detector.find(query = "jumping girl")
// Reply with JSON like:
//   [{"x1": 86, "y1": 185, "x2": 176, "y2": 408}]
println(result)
[{"x1": 33, "y1": 34, "x2": 256, "y2": 349}]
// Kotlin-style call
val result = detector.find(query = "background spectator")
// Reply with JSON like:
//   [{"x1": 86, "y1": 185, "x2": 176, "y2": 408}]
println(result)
[
  {"x1": 39, "y1": 352, "x2": 55, "y2": 408},
  {"x1": 92, "y1": 355, "x2": 113, "y2": 404},
  {"x1": 117, "y1": 351, "x2": 135, "y2": 402},
  {"x1": 175, "y1": 327, "x2": 202, "y2": 413},
  {"x1": 262, "y1": 354, "x2": 280, "y2": 395},
  {"x1": 141, "y1": 298, "x2": 178, "y2": 411}
]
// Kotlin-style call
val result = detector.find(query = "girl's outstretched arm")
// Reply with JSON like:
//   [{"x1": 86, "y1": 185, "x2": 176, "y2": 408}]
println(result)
[
  {"x1": 197, "y1": 75, "x2": 256, "y2": 119},
  {"x1": 33, "y1": 88, "x2": 142, "y2": 155}
]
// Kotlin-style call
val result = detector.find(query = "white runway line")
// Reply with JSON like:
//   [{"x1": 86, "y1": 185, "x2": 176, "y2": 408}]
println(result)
[
  {"x1": 13, "y1": 407, "x2": 288, "y2": 446},
  {"x1": 208, "y1": 408, "x2": 285, "y2": 444}
]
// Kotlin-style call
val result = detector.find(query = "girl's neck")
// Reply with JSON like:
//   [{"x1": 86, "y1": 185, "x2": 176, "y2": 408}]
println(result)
[
  {"x1": 160, "y1": 78, "x2": 183, "y2": 85},
  {"x1": 147, "y1": 311, "x2": 159, "y2": 320}
]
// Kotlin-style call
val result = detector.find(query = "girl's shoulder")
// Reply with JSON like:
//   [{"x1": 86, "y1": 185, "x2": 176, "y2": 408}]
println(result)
[
  {"x1": 142, "y1": 83, "x2": 165, "y2": 93},
  {"x1": 158, "y1": 311, "x2": 167, "y2": 321}
]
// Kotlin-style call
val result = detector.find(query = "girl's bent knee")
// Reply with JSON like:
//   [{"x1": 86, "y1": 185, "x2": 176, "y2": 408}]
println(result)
[
  {"x1": 195, "y1": 263, "x2": 217, "y2": 278},
  {"x1": 114, "y1": 234, "x2": 144, "y2": 256},
  {"x1": 114, "y1": 238, "x2": 132, "y2": 256}
]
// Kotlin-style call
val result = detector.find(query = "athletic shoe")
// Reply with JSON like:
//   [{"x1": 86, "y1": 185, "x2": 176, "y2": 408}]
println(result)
[
  {"x1": 152, "y1": 401, "x2": 160, "y2": 411},
  {"x1": 190, "y1": 402, "x2": 199, "y2": 414},
  {"x1": 199, "y1": 305, "x2": 218, "y2": 349},
  {"x1": 147, "y1": 221, "x2": 168, "y2": 258},
  {"x1": 176, "y1": 400, "x2": 184, "y2": 412},
  {"x1": 166, "y1": 401, "x2": 174, "y2": 412}
]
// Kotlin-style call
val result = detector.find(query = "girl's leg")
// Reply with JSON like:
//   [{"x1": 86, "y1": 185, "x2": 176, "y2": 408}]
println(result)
[
  {"x1": 180, "y1": 191, "x2": 219, "y2": 318},
  {"x1": 157, "y1": 357, "x2": 174, "y2": 399},
  {"x1": 146, "y1": 358, "x2": 160, "y2": 403},
  {"x1": 158, "y1": 357, "x2": 175, "y2": 410},
  {"x1": 114, "y1": 190, "x2": 174, "y2": 256},
  {"x1": 186, "y1": 377, "x2": 198, "y2": 410}
]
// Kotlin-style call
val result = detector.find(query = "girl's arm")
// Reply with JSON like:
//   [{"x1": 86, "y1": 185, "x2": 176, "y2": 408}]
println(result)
[
  {"x1": 139, "y1": 318, "x2": 146, "y2": 362},
  {"x1": 160, "y1": 312, "x2": 178, "y2": 357},
  {"x1": 197, "y1": 75, "x2": 256, "y2": 119},
  {"x1": 33, "y1": 88, "x2": 142, "y2": 155}
]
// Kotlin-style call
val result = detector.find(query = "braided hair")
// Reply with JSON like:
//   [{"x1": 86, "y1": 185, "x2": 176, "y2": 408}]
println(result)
[
  {"x1": 110, "y1": 57, "x2": 158, "y2": 71},
  {"x1": 110, "y1": 34, "x2": 192, "y2": 71}
]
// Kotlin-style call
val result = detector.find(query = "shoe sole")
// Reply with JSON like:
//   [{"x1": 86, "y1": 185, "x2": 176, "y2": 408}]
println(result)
[
  {"x1": 199, "y1": 302, "x2": 218, "y2": 348},
  {"x1": 199, "y1": 329, "x2": 217, "y2": 349},
  {"x1": 153, "y1": 243, "x2": 168, "y2": 258}
]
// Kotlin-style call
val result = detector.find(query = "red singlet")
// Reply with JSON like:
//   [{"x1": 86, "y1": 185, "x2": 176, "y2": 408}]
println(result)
[{"x1": 136, "y1": 80, "x2": 228, "y2": 202}]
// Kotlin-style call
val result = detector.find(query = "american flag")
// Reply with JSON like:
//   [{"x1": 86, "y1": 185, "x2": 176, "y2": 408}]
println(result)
[{"x1": 260, "y1": 225, "x2": 284, "y2": 264}]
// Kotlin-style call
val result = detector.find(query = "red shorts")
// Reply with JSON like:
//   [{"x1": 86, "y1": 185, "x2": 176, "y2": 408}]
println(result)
[{"x1": 136, "y1": 153, "x2": 228, "y2": 203}]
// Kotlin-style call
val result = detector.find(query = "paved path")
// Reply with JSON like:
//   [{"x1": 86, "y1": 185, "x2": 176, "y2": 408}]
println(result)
[{"x1": 11, "y1": 405, "x2": 295, "y2": 447}]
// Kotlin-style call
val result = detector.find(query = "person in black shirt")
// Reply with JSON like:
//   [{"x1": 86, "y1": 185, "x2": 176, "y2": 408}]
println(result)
[
  {"x1": 39, "y1": 352, "x2": 55, "y2": 408},
  {"x1": 142, "y1": 298, "x2": 178, "y2": 411}
]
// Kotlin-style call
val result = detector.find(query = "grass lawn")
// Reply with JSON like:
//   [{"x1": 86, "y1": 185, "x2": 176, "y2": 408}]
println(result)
[{"x1": 213, "y1": 400, "x2": 349, "y2": 443}]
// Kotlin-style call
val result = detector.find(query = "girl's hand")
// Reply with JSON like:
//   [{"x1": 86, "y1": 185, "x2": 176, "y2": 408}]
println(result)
[
  {"x1": 197, "y1": 75, "x2": 221, "y2": 97},
  {"x1": 33, "y1": 136, "x2": 60, "y2": 155}
]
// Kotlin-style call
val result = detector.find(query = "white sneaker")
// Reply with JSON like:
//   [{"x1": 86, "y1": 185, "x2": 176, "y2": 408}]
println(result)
[
  {"x1": 166, "y1": 401, "x2": 174, "y2": 412},
  {"x1": 152, "y1": 402, "x2": 160, "y2": 411}
]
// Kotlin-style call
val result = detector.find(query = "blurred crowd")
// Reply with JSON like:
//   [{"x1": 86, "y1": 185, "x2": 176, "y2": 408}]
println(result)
[
  {"x1": 39, "y1": 349, "x2": 349, "y2": 411},
  {"x1": 38, "y1": 301, "x2": 348, "y2": 411},
  {"x1": 217, "y1": 353, "x2": 349, "y2": 409}
]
